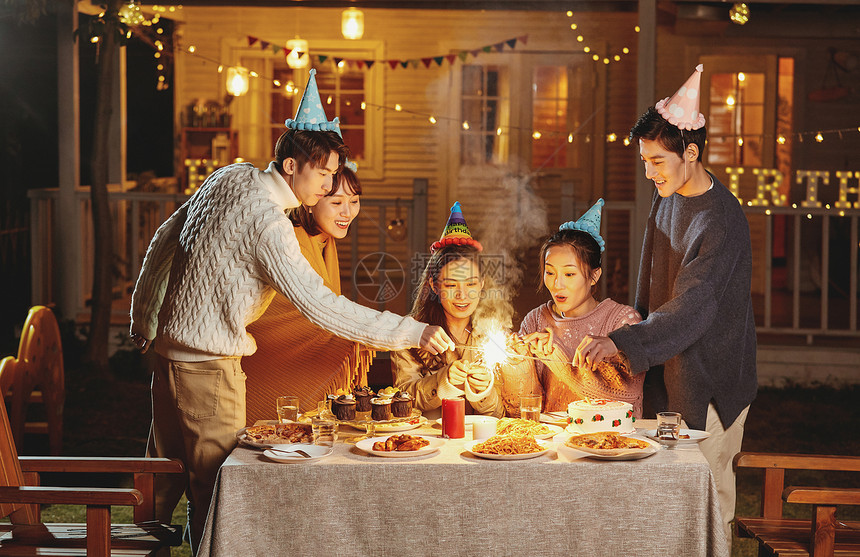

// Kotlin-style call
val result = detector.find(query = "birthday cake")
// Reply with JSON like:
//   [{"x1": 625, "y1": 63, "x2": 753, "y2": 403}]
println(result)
[{"x1": 567, "y1": 399, "x2": 635, "y2": 434}]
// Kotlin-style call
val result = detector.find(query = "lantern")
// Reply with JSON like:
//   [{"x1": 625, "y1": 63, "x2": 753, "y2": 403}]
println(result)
[
  {"x1": 286, "y1": 38, "x2": 309, "y2": 69},
  {"x1": 226, "y1": 66, "x2": 249, "y2": 97},
  {"x1": 341, "y1": 8, "x2": 364, "y2": 40}
]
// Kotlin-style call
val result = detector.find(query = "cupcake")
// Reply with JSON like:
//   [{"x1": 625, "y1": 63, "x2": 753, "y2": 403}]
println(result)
[
  {"x1": 391, "y1": 391, "x2": 413, "y2": 418},
  {"x1": 370, "y1": 397, "x2": 392, "y2": 421},
  {"x1": 331, "y1": 394, "x2": 356, "y2": 421},
  {"x1": 353, "y1": 386, "x2": 375, "y2": 413}
]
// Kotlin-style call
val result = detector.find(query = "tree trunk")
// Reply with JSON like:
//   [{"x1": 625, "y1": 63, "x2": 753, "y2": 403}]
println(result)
[{"x1": 84, "y1": 0, "x2": 124, "y2": 378}]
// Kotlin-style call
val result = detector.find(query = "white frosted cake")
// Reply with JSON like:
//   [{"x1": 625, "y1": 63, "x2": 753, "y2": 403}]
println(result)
[{"x1": 567, "y1": 399, "x2": 635, "y2": 434}]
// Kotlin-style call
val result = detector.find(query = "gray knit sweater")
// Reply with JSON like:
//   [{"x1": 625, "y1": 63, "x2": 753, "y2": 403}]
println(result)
[
  {"x1": 130, "y1": 161, "x2": 425, "y2": 361},
  {"x1": 609, "y1": 174, "x2": 757, "y2": 430}
]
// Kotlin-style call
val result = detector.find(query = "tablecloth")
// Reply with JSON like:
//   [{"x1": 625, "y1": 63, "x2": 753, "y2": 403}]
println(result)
[{"x1": 198, "y1": 421, "x2": 728, "y2": 557}]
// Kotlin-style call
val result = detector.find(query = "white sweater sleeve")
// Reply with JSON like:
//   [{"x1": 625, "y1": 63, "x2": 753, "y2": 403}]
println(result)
[
  {"x1": 129, "y1": 203, "x2": 188, "y2": 340},
  {"x1": 255, "y1": 219, "x2": 426, "y2": 351}
]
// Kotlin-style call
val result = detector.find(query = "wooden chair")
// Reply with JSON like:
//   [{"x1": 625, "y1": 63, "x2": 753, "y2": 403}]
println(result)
[
  {"x1": 0, "y1": 390, "x2": 185, "y2": 555},
  {"x1": 1, "y1": 305, "x2": 65, "y2": 455},
  {"x1": 733, "y1": 452, "x2": 860, "y2": 556}
]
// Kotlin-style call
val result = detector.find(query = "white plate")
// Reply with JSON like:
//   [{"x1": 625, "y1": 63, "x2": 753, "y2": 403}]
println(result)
[
  {"x1": 355, "y1": 435, "x2": 445, "y2": 457},
  {"x1": 643, "y1": 428, "x2": 711, "y2": 444},
  {"x1": 263, "y1": 444, "x2": 332, "y2": 463},
  {"x1": 494, "y1": 422, "x2": 564, "y2": 440},
  {"x1": 559, "y1": 435, "x2": 660, "y2": 461},
  {"x1": 463, "y1": 439, "x2": 553, "y2": 461},
  {"x1": 433, "y1": 415, "x2": 499, "y2": 430}
]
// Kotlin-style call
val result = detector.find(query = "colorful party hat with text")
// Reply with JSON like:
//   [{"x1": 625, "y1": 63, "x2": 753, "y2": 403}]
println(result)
[
  {"x1": 559, "y1": 198, "x2": 605, "y2": 252},
  {"x1": 430, "y1": 202, "x2": 483, "y2": 253},
  {"x1": 655, "y1": 64, "x2": 706, "y2": 131}
]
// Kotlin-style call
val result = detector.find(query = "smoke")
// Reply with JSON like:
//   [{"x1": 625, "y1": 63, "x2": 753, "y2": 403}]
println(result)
[{"x1": 465, "y1": 165, "x2": 548, "y2": 340}]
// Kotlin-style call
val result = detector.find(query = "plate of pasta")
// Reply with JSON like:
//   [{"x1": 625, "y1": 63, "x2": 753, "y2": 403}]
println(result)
[
  {"x1": 464, "y1": 435, "x2": 553, "y2": 460},
  {"x1": 495, "y1": 418, "x2": 562, "y2": 440}
]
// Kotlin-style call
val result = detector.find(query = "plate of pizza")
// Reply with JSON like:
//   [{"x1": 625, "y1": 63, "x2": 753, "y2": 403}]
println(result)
[
  {"x1": 355, "y1": 434, "x2": 444, "y2": 458},
  {"x1": 559, "y1": 431, "x2": 659, "y2": 461},
  {"x1": 237, "y1": 422, "x2": 313, "y2": 449}
]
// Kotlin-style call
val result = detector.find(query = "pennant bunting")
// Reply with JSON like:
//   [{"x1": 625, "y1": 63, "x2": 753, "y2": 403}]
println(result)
[{"x1": 234, "y1": 34, "x2": 525, "y2": 71}]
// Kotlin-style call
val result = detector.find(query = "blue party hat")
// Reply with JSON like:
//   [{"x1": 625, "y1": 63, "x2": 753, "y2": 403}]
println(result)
[
  {"x1": 285, "y1": 68, "x2": 341, "y2": 133},
  {"x1": 559, "y1": 199, "x2": 605, "y2": 252},
  {"x1": 430, "y1": 201, "x2": 483, "y2": 253}
]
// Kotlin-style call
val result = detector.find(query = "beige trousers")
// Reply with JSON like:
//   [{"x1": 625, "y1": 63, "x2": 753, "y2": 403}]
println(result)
[
  {"x1": 698, "y1": 401, "x2": 750, "y2": 551},
  {"x1": 146, "y1": 355, "x2": 246, "y2": 554}
]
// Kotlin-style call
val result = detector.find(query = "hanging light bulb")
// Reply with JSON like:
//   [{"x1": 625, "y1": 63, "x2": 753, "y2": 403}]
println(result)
[
  {"x1": 286, "y1": 37, "x2": 309, "y2": 69},
  {"x1": 226, "y1": 66, "x2": 250, "y2": 97},
  {"x1": 729, "y1": 3, "x2": 750, "y2": 25},
  {"x1": 341, "y1": 8, "x2": 365, "y2": 40}
]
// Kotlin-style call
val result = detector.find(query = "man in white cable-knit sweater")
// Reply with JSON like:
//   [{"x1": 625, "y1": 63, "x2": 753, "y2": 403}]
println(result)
[{"x1": 130, "y1": 75, "x2": 453, "y2": 552}]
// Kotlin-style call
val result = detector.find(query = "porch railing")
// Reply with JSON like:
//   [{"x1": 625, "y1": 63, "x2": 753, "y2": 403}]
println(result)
[{"x1": 27, "y1": 187, "x2": 860, "y2": 343}]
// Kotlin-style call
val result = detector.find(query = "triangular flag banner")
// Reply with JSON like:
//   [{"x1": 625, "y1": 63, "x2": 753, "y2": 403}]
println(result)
[
  {"x1": 458, "y1": 51, "x2": 469, "y2": 62},
  {"x1": 400, "y1": 61, "x2": 409, "y2": 69},
  {"x1": 283, "y1": 47, "x2": 293, "y2": 57},
  {"x1": 260, "y1": 40, "x2": 270, "y2": 50},
  {"x1": 334, "y1": 57, "x2": 343, "y2": 66},
  {"x1": 389, "y1": 60, "x2": 399, "y2": 69},
  {"x1": 247, "y1": 36, "x2": 258, "y2": 46},
  {"x1": 271, "y1": 44, "x2": 281, "y2": 54},
  {"x1": 446, "y1": 54, "x2": 457, "y2": 64},
  {"x1": 518, "y1": 35, "x2": 528, "y2": 45},
  {"x1": 482, "y1": 46, "x2": 492, "y2": 53},
  {"x1": 494, "y1": 42, "x2": 505, "y2": 52},
  {"x1": 365, "y1": 60, "x2": 375, "y2": 69},
  {"x1": 357, "y1": 60, "x2": 365, "y2": 69},
  {"x1": 433, "y1": 56, "x2": 444, "y2": 66},
  {"x1": 411, "y1": 60, "x2": 420, "y2": 68},
  {"x1": 421, "y1": 57, "x2": 432, "y2": 68},
  {"x1": 506, "y1": 38, "x2": 517, "y2": 49},
  {"x1": 318, "y1": 55, "x2": 328, "y2": 64},
  {"x1": 470, "y1": 49, "x2": 480, "y2": 58}
]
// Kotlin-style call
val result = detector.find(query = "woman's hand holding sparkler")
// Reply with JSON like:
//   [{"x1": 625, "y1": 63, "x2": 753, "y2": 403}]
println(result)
[
  {"x1": 466, "y1": 363, "x2": 493, "y2": 393},
  {"x1": 447, "y1": 359, "x2": 470, "y2": 389},
  {"x1": 522, "y1": 327, "x2": 555, "y2": 359}
]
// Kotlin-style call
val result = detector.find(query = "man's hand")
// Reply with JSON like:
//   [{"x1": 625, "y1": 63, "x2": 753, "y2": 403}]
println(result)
[
  {"x1": 130, "y1": 333, "x2": 150, "y2": 354},
  {"x1": 419, "y1": 325, "x2": 455, "y2": 355},
  {"x1": 573, "y1": 335, "x2": 618, "y2": 371}
]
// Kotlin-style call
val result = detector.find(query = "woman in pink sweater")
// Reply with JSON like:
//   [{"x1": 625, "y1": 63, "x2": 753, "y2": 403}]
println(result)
[{"x1": 503, "y1": 200, "x2": 644, "y2": 416}]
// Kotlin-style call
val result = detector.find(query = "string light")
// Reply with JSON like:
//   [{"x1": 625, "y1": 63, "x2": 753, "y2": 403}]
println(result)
[
  {"x1": 462, "y1": 121, "x2": 470, "y2": 130},
  {"x1": 815, "y1": 132, "x2": 824, "y2": 142},
  {"x1": 533, "y1": 131, "x2": 542, "y2": 139},
  {"x1": 568, "y1": 133, "x2": 574, "y2": 143},
  {"x1": 497, "y1": 128, "x2": 502, "y2": 136},
  {"x1": 394, "y1": 104, "x2": 402, "y2": 111},
  {"x1": 429, "y1": 115, "x2": 437, "y2": 124}
]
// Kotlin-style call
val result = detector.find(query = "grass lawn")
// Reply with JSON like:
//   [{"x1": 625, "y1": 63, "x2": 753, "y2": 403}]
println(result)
[{"x1": 13, "y1": 361, "x2": 860, "y2": 556}]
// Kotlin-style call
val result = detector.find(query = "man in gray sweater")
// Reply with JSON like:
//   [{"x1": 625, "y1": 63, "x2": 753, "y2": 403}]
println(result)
[{"x1": 574, "y1": 65, "x2": 756, "y2": 549}]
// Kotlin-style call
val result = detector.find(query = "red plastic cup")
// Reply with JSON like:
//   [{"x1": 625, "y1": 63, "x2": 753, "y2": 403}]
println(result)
[{"x1": 441, "y1": 397, "x2": 466, "y2": 439}]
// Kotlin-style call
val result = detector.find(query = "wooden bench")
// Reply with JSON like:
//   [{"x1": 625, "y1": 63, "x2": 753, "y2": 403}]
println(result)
[{"x1": 734, "y1": 452, "x2": 860, "y2": 556}]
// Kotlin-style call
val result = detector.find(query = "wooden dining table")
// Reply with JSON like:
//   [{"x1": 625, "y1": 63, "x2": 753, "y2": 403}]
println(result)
[{"x1": 197, "y1": 419, "x2": 728, "y2": 557}]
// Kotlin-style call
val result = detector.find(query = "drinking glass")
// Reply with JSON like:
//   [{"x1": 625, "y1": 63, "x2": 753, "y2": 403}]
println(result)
[
  {"x1": 656, "y1": 411, "x2": 682, "y2": 446},
  {"x1": 519, "y1": 394, "x2": 542, "y2": 422},
  {"x1": 312, "y1": 417, "x2": 337, "y2": 449},
  {"x1": 276, "y1": 395, "x2": 299, "y2": 423}
]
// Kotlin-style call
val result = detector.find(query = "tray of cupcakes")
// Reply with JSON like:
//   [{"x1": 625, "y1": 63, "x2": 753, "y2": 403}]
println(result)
[{"x1": 323, "y1": 387, "x2": 427, "y2": 433}]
